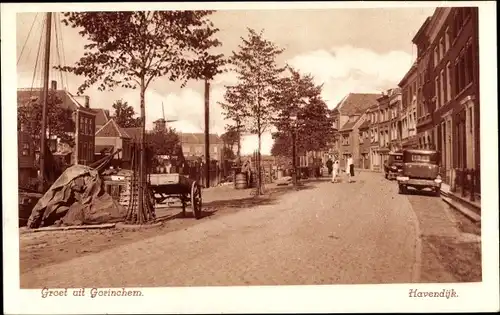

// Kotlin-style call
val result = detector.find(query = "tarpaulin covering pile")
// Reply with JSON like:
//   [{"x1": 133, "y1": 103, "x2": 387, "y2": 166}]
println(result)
[{"x1": 27, "y1": 164, "x2": 127, "y2": 228}]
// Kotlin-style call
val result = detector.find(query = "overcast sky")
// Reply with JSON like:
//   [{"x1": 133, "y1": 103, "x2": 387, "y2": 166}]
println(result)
[{"x1": 16, "y1": 6, "x2": 435, "y2": 155}]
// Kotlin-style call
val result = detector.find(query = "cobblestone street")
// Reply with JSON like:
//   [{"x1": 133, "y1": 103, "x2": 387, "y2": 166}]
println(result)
[{"x1": 20, "y1": 171, "x2": 481, "y2": 288}]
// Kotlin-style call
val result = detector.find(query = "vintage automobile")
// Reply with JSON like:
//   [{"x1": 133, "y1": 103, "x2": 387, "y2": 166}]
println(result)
[
  {"x1": 383, "y1": 151, "x2": 403, "y2": 180},
  {"x1": 396, "y1": 149, "x2": 442, "y2": 196}
]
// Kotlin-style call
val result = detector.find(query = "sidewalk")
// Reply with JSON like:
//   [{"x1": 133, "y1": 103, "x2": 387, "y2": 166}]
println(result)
[{"x1": 440, "y1": 183, "x2": 481, "y2": 223}]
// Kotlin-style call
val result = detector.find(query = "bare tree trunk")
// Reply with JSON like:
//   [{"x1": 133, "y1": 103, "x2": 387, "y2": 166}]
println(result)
[
  {"x1": 256, "y1": 121, "x2": 262, "y2": 195},
  {"x1": 236, "y1": 124, "x2": 242, "y2": 165},
  {"x1": 138, "y1": 79, "x2": 146, "y2": 224}
]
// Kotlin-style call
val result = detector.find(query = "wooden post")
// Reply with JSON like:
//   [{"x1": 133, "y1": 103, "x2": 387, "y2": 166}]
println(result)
[
  {"x1": 39, "y1": 12, "x2": 52, "y2": 192},
  {"x1": 204, "y1": 79, "x2": 210, "y2": 188}
]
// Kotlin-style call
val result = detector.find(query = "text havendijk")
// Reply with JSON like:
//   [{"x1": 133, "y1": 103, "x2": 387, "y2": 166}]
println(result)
[{"x1": 409, "y1": 289, "x2": 458, "y2": 299}]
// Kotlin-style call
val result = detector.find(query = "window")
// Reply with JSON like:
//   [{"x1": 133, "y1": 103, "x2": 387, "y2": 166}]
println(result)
[
  {"x1": 446, "y1": 62, "x2": 452, "y2": 100},
  {"x1": 466, "y1": 40, "x2": 474, "y2": 84},
  {"x1": 455, "y1": 9, "x2": 464, "y2": 37},
  {"x1": 440, "y1": 69, "x2": 445, "y2": 105},
  {"x1": 445, "y1": 27, "x2": 450, "y2": 52},
  {"x1": 439, "y1": 37, "x2": 444, "y2": 59},
  {"x1": 434, "y1": 77, "x2": 439, "y2": 108},
  {"x1": 342, "y1": 134, "x2": 350, "y2": 145},
  {"x1": 89, "y1": 120, "x2": 93, "y2": 135},
  {"x1": 411, "y1": 154, "x2": 430, "y2": 162},
  {"x1": 359, "y1": 132, "x2": 363, "y2": 144},
  {"x1": 434, "y1": 47, "x2": 438, "y2": 67},
  {"x1": 79, "y1": 117, "x2": 83, "y2": 133},
  {"x1": 213, "y1": 146, "x2": 218, "y2": 153}
]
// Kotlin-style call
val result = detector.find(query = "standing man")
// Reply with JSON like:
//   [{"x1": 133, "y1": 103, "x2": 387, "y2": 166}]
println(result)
[
  {"x1": 346, "y1": 154, "x2": 354, "y2": 183},
  {"x1": 326, "y1": 157, "x2": 333, "y2": 176}
]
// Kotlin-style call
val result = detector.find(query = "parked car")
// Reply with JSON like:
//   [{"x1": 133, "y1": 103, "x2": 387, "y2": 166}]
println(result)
[
  {"x1": 396, "y1": 149, "x2": 442, "y2": 196},
  {"x1": 383, "y1": 151, "x2": 403, "y2": 180}
]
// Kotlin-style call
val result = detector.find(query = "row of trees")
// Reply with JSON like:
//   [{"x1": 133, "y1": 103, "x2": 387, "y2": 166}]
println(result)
[
  {"x1": 27, "y1": 11, "x2": 334, "y2": 222},
  {"x1": 219, "y1": 29, "x2": 335, "y2": 194}
]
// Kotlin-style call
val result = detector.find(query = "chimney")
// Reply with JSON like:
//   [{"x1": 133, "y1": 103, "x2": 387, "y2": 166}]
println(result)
[
  {"x1": 51, "y1": 80, "x2": 57, "y2": 90},
  {"x1": 84, "y1": 96, "x2": 90, "y2": 108}
]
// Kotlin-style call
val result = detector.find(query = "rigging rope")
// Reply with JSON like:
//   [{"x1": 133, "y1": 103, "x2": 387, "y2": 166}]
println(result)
[
  {"x1": 57, "y1": 13, "x2": 69, "y2": 90},
  {"x1": 17, "y1": 13, "x2": 39, "y2": 66},
  {"x1": 30, "y1": 15, "x2": 45, "y2": 94},
  {"x1": 53, "y1": 14, "x2": 64, "y2": 90}
]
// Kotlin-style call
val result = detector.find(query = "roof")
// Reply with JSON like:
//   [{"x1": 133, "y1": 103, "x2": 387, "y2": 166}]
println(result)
[
  {"x1": 95, "y1": 119, "x2": 130, "y2": 138},
  {"x1": 17, "y1": 88, "x2": 95, "y2": 115},
  {"x1": 398, "y1": 62, "x2": 418, "y2": 88},
  {"x1": 334, "y1": 93, "x2": 382, "y2": 116},
  {"x1": 91, "y1": 108, "x2": 110, "y2": 126},
  {"x1": 179, "y1": 133, "x2": 223, "y2": 145},
  {"x1": 412, "y1": 16, "x2": 432, "y2": 44},
  {"x1": 122, "y1": 127, "x2": 142, "y2": 141},
  {"x1": 340, "y1": 116, "x2": 362, "y2": 131},
  {"x1": 358, "y1": 120, "x2": 371, "y2": 130}
]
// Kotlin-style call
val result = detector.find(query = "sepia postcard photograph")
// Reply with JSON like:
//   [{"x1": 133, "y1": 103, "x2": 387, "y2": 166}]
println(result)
[{"x1": 2, "y1": 1, "x2": 499, "y2": 314}]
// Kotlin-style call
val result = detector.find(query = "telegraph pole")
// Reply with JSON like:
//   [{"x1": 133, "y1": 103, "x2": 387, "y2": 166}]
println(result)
[
  {"x1": 39, "y1": 12, "x2": 52, "y2": 192},
  {"x1": 204, "y1": 79, "x2": 210, "y2": 188}
]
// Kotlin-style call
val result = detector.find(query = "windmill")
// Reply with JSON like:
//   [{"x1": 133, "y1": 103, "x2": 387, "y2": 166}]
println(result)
[{"x1": 154, "y1": 101, "x2": 177, "y2": 131}]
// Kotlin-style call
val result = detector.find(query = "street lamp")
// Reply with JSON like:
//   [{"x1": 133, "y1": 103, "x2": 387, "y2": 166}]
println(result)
[{"x1": 290, "y1": 112, "x2": 298, "y2": 186}]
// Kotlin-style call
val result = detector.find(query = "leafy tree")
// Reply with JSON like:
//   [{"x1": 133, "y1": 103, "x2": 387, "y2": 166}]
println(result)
[
  {"x1": 221, "y1": 146, "x2": 236, "y2": 161},
  {"x1": 56, "y1": 11, "x2": 223, "y2": 224},
  {"x1": 220, "y1": 124, "x2": 242, "y2": 162},
  {"x1": 110, "y1": 99, "x2": 141, "y2": 128},
  {"x1": 225, "y1": 28, "x2": 285, "y2": 194},
  {"x1": 147, "y1": 127, "x2": 182, "y2": 158},
  {"x1": 270, "y1": 67, "x2": 335, "y2": 157},
  {"x1": 17, "y1": 91, "x2": 75, "y2": 147}
]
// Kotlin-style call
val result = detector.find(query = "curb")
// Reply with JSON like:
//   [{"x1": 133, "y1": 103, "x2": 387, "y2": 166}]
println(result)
[{"x1": 441, "y1": 196, "x2": 481, "y2": 223}]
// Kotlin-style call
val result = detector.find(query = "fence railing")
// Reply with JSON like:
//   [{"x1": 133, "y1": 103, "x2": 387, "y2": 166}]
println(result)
[{"x1": 452, "y1": 168, "x2": 481, "y2": 202}]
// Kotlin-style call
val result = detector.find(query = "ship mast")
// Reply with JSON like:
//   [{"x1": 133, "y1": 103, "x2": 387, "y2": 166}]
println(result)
[{"x1": 38, "y1": 12, "x2": 52, "y2": 192}]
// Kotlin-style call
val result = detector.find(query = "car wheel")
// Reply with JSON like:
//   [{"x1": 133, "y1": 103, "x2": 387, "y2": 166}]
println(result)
[{"x1": 398, "y1": 185, "x2": 406, "y2": 194}]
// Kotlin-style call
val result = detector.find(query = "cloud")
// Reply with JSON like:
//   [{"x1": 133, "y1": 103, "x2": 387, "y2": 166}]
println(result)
[
  {"x1": 287, "y1": 45, "x2": 413, "y2": 108},
  {"x1": 16, "y1": 44, "x2": 413, "y2": 156}
]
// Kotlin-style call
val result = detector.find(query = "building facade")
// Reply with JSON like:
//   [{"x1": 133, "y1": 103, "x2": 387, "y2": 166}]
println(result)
[
  {"x1": 331, "y1": 93, "x2": 382, "y2": 168},
  {"x1": 398, "y1": 63, "x2": 419, "y2": 149},
  {"x1": 17, "y1": 80, "x2": 96, "y2": 167},
  {"x1": 180, "y1": 133, "x2": 224, "y2": 161},
  {"x1": 94, "y1": 118, "x2": 132, "y2": 164},
  {"x1": 412, "y1": 7, "x2": 480, "y2": 186}
]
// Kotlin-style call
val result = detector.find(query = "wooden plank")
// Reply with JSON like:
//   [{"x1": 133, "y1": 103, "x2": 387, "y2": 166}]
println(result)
[{"x1": 25, "y1": 223, "x2": 116, "y2": 233}]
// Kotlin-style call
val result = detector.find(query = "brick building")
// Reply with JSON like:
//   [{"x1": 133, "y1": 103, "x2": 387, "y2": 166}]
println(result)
[
  {"x1": 398, "y1": 63, "x2": 419, "y2": 149},
  {"x1": 331, "y1": 93, "x2": 381, "y2": 169},
  {"x1": 412, "y1": 7, "x2": 479, "y2": 186},
  {"x1": 17, "y1": 80, "x2": 96, "y2": 166},
  {"x1": 94, "y1": 118, "x2": 132, "y2": 164}
]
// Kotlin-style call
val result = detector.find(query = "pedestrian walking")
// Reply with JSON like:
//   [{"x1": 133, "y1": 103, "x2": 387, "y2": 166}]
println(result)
[
  {"x1": 331, "y1": 160, "x2": 340, "y2": 183},
  {"x1": 346, "y1": 155, "x2": 354, "y2": 183},
  {"x1": 326, "y1": 158, "x2": 333, "y2": 175},
  {"x1": 241, "y1": 158, "x2": 252, "y2": 187}
]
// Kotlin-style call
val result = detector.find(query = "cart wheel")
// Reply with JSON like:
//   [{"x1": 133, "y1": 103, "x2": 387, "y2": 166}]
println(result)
[{"x1": 191, "y1": 182, "x2": 202, "y2": 219}]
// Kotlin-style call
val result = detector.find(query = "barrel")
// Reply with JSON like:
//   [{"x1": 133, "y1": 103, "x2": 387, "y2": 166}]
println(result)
[{"x1": 235, "y1": 173, "x2": 248, "y2": 189}]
